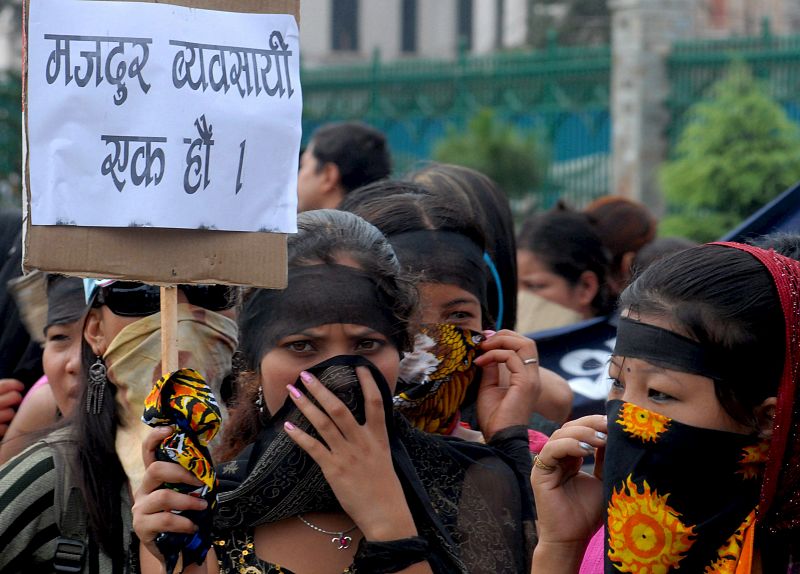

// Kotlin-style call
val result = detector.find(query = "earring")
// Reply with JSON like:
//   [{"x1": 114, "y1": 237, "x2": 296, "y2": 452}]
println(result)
[
  {"x1": 86, "y1": 356, "x2": 108, "y2": 414},
  {"x1": 255, "y1": 385, "x2": 268, "y2": 423}
]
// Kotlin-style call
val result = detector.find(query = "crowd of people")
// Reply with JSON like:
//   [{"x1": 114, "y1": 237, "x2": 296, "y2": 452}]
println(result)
[{"x1": 0, "y1": 120, "x2": 798, "y2": 573}]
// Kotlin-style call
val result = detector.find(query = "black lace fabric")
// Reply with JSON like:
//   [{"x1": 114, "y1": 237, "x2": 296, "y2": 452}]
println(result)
[{"x1": 214, "y1": 356, "x2": 535, "y2": 573}]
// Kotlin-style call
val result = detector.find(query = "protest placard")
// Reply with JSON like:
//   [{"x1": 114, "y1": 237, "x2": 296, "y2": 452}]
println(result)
[{"x1": 22, "y1": 0, "x2": 300, "y2": 288}]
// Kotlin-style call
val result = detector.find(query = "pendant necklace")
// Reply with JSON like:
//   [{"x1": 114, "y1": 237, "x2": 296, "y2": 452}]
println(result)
[{"x1": 297, "y1": 514, "x2": 358, "y2": 550}]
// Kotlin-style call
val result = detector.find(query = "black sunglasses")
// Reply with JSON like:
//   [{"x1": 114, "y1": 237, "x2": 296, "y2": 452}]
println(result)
[{"x1": 95, "y1": 282, "x2": 239, "y2": 317}]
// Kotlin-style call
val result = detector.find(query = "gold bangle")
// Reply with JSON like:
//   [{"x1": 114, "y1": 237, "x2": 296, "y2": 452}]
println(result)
[{"x1": 533, "y1": 454, "x2": 557, "y2": 472}]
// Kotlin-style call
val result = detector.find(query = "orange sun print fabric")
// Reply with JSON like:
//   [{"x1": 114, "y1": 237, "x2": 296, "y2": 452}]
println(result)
[
  {"x1": 607, "y1": 475, "x2": 696, "y2": 573},
  {"x1": 617, "y1": 402, "x2": 671, "y2": 442}
]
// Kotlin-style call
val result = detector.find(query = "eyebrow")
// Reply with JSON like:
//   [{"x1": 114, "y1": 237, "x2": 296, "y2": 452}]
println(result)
[
  {"x1": 442, "y1": 298, "x2": 480, "y2": 308},
  {"x1": 287, "y1": 326, "x2": 384, "y2": 338},
  {"x1": 610, "y1": 355, "x2": 686, "y2": 386}
]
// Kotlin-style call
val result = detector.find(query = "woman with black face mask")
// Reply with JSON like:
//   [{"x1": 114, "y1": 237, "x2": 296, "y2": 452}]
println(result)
[
  {"x1": 530, "y1": 243, "x2": 800, "y2": 573},
  {"x1": 133, "y1": 209, "x2": 535, "y2": 574}
]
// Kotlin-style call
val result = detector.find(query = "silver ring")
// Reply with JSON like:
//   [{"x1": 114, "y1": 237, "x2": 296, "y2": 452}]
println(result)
[{"x1": 522, "y1": 357, "x2": 538, "y2": 365}]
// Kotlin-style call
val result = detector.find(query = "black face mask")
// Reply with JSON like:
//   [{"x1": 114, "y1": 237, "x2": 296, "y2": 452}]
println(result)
[
  {"x1": 215, "y1": 355, "x2": 390, "y2": 530},
  {"x1": 603, "y1": 400, "x2": 768, "y2": 573}
]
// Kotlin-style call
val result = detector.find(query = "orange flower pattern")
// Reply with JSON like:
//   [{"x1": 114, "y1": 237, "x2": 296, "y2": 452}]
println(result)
[
  {"x1": 607, "y1": 475, "x2": 695, "y2": 573},
  {"x1": 736, "y1": 442, "x2": 769, "y2": 480},
  {"x1": 617, "y1": 402, "x2": 671, "y2": 442},
  {"x1": 703, "y1": 510, "x2": 756, "y2": 573}
]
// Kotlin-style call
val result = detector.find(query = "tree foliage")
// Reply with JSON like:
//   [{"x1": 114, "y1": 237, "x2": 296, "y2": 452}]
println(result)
[
  {"x1": 660, "y1": 64, "x2": 800, "y2": 242},
  {"x1": 0, "y1": 71, "x2": 21, "y2": 208},
  {"x1": 432, "y1": 109, "x2": 544, "y2": 199}
]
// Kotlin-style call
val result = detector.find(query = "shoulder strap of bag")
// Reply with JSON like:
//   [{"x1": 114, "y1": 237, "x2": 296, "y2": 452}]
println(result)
[{"x1": 43, "y1": 432, "x2": 87, "y2": 573}]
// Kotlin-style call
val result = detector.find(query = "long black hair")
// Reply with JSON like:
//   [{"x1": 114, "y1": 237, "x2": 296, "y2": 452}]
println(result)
[
  {"x1": 517, "y1": 206, "x2": 613, "y2": 316},
  {"x1": 406, "y1": 164, "x2": 519, "y2": 330},
  {"x1": 341, "y1": 181, "x2": 493, "y2": 328},
  {"x1": 71, "y1": 336, "x2": 127, "y2": 555},
  {"x1": 620, "y1": 244, "x2": 784, "y2": 429}
]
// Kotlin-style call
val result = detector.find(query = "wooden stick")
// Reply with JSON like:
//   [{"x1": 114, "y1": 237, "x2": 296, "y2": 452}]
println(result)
[{"x1": 160, "y1": 285, "x2": 179, "y2": 375}]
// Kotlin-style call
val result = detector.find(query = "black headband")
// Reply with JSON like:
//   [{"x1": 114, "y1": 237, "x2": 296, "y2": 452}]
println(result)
[
  {"x1": 614, "y1": 317, "x2": 730, "y2": 381},
  {"x1": 389, "y1": 230, "x2": 486, "y2": 304},
  {"x1": 238, "y1": 265, "x2": 406, "y2": 371},
  {"x1": 45, "y1": 275, "x2": 87, "y2": 332}
]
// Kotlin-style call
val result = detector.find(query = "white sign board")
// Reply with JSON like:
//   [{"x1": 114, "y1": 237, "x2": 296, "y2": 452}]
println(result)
[{"x1": 28, "y1": 0, "x2": 301, "y2": 232}]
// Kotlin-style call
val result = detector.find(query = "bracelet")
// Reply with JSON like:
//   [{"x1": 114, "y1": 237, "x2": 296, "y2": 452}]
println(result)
[{"x1": 350, "y1": 535, "x2": 430, "y2": 573}]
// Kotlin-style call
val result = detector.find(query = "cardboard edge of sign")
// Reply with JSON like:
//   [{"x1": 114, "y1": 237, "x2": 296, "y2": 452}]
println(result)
[{"x1": 22, "y1": 0, "x2": 299, "y2": 289}]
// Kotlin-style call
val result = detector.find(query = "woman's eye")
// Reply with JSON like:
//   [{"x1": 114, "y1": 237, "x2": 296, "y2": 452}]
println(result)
[
  {"x1": 286, "y1": 341, "x2": 314, "y2": 353},
  {"x1": 648, "y1": 389, "x2": 675, "y2": 402},
  {"x1": 356, "y1": 339, "x2": 383, "y2": 352},
  {"x1": 46, "y1": 334, "x2": 70, "y2": 344},
  {"x1": 608, "y1": 377, "x2": 624, "y2": 392},
  {"x1": 447, "y1": 310, "x2": 473, "y2": 322}
]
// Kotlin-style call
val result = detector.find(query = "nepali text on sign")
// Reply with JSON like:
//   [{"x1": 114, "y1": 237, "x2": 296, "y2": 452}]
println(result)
[{"x1": 28, "y1": 0, "x2": 302, "y2": 232}]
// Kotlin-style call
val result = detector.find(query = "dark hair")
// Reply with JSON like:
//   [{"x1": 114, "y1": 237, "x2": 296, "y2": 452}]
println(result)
[
  {"x1": 220, "y1": 210, "x2": 417, "y2": 459},
  {"x1": 517, "y1": 207, "x2": 613, "y2": 316},
  {"x1": 72, "y1": 337, "x2": 126, "y2": 555},
  {"x1": 341, "y1": 180, "x2": 492, "y2": 328},
  {"x1": 341, "y1": 180, "x2": 487, "y2": 249},
  {"x1": 749, "y1": 232, "x2": 800, "y2": 261},
  {"x1": 620, "y1": 245, "x2": 784, "y2": 429},
  {"x1": 584, "y1": 195, "x2": 657, "y2": 261},
  {"x1": 406, "y1": 163, "x2": 518, "y2": 330},
  {"x1": 311, "y1": 122, "x2": 391, "y2": 193},
  {"x1": 289, "y1": 209, "x2": 417, "y2": 350},
  {"x1": 585, "y1": 196, "x2": 657, "y2": 292},
  {"x1": 632, "y1": 236, "x2": 698, "y2": 277}
]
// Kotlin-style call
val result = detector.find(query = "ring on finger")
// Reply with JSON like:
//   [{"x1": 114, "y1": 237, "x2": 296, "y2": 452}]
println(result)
[
  {"x1": 533, "y1": 454, "x2": 557, "y2": 472},
  {"x1": 522, "y1": 357, "x2": 538, "y2": 365}
]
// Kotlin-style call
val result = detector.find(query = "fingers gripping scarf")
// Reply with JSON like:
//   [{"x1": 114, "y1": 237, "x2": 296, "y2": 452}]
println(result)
[{"x1": 142, "y1": 368, "x2": 221, "y2": 574}]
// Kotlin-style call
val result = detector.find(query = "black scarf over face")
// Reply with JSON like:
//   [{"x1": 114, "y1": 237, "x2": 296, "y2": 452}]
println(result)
[
  {"x1": 214, "y1": 356, "x2": 535, "y2": 574},
  {"x1": 603, "y1": 399, "x2": 768, "y2": 573},
  {"x1": 389, "y1": 230, "x2": 487, "y2": 307}
]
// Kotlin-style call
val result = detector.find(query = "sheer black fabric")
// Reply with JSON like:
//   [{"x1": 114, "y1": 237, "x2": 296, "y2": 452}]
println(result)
[
  {"x1": 46, "y1": 275, "x2": 86, "y2": 330},
  {"x1": 214, "y1": 356, "x2": 535, "y2": 573},
  {"x1": 389, "y1": 230, "x2": 487, "y2": 306},
  {"x1": 237, "y1": 266, "x2": 406, "y2": 372}
]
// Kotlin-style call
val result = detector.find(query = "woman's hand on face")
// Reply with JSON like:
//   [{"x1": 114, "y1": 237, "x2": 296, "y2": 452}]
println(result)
[
  {"x1": 473, "y1": 330, "x2": 542, "y2": 440},
  {"x1": 283, "y1": 367, "x2": 418, "y2": 541},
  {"x1": 530, "y1": 415, "x2": 607, "y2": 550},
  {"x1": 132, "y1": 426, "x2": 209, "y2": 564}
]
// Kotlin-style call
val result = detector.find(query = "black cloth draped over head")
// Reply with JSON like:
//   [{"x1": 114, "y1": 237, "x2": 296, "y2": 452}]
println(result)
[
  {"x1": 45, "y1": 275, "x2": 86, "y2": 331},
  {"x1": 389, "y1": 230, "x2": 487, "y2": 308},
  {"x1": 214, "y1": 355, "x2": 535, "y2": 573},
  {"x1": 237, "y1": 265, "x2": 409, "y2": 372}
]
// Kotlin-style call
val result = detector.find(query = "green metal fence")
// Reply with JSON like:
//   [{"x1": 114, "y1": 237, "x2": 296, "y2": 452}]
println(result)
[
  {"x1": 302, "y1": 37, "x2": 612, "y2": 208},
  {"x1": 0, "y1": 72, "x2": 21, "y2": 209},
  {"x1": 667, "y1": 20, "x2": 800, "y2": 147}
]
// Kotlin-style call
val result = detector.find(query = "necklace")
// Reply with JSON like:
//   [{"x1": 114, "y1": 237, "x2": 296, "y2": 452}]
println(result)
[{"x1": 297, "y1": 514, "x2": 358, "y2": 550}]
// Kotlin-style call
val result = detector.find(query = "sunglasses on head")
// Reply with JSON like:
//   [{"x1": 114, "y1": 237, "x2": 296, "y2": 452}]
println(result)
[{"x1": 95, "y1": 282, "x2": 239, "y2": 317}]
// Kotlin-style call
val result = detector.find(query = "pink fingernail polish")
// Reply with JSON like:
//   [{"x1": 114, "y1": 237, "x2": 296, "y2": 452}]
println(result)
[
  {"x1": 483, "y1": 330, "x2": 496, "y2": 338},
  {"x1": 284, "y1": 421, "x2": 296, "y2": 431},
  {"x1": 287, "y1": 384, "x2": 302, "y2": 399},
  {"x1": 300, "y1": 371, "x2": 314, "y2": 384}
]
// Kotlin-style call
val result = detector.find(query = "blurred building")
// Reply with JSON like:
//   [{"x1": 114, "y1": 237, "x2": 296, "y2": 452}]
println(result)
[
  {"x1": 299, "y1": 0, "x2": 800, "y2": 68},
  {"x1": 694, "y1": 0, "x2": 800, "y2": 37},
  {"x1": 0, "y1": 0, "x2": 22, "y2": 72},
  {"x1": 299, "y1": 0, "x2": 529, "y2": 67}
]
